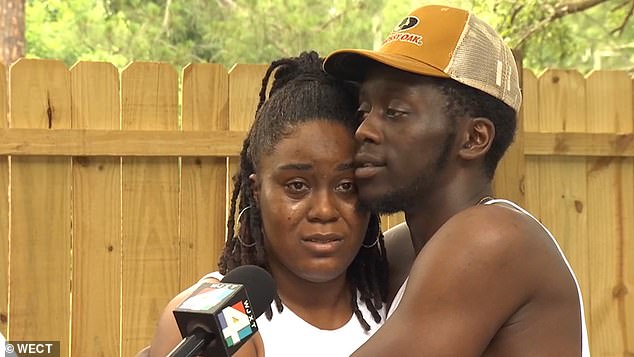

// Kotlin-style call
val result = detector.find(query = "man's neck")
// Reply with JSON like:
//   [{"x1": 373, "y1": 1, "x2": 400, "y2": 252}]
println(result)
[{"x1": 405, "y1": 175, "x2": 492, "y2": 254}]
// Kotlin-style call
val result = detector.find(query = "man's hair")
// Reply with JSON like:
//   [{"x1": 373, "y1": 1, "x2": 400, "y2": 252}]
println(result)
[
  {"x1": 429, "y1": 76, "x2": 518, "y2": 178},
  {"x1": 218, "y1": 51, "x2": 389, "y2": 331}
]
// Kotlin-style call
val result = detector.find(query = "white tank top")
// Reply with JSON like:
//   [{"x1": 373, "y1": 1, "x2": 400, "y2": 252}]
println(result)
[
  {"x1": 202, "y1": 271, "x2": 385, "y2": 356},
  {"x1": 387, "y1": 199, "x2": 590, "y2": 356}
]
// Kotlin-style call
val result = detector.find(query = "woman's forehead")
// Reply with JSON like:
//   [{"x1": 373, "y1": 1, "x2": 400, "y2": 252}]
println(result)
[{"x1": 261, "y1": 120, "x2": 356, "y2": 168}]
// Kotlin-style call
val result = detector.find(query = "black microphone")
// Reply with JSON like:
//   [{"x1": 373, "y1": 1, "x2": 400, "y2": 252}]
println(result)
[{"x1": 169, "y1": 265, "x2": 276, "y2": 357}]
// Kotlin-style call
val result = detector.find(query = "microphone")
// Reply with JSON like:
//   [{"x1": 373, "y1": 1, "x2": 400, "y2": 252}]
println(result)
[{"x1": 169, "y1": 265, "x2": 276, "y2": 357}]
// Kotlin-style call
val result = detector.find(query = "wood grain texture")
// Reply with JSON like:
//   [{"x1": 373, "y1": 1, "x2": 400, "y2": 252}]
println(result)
[
  {"x1": 492, "y1": 76, "x2": 526, "y2": 205},
  {"x1": 8, "y1": 59, "x2": 71, "y2": 355},
  {"x1": 120, "y1": 62, "x2": 180, "y2": 356},
  {"x1": 0, "y1": 62, "x2": 8, "y2": 337},
  {"x1": 536, "y1": 70, "x2": 590, "y2": 344},
  {"x1": 522, "y1": 70, "x2": 540, "y2": 219},
  {"x1": 585, "y1": 70, "x2": 633, "y2": 355},
  {"x1": 227, "y1": 64, "x2": 267, "y2": 245},
  {"x1": 70, "y1": 61, "x2": 121, "y2": 357},
  {"x1": 524, "y1": 132, "x2": 633, "y2": 157},
  {"x1": 0, "y1": 128, "x2": 246, "y2": 156},
  {"x1": 180, "y1": 63, "x2": 229, "y2": 289}
]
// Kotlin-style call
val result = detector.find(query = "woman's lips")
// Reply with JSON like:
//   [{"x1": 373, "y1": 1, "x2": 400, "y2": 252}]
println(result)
[{"x1": 301, "y1": 234, "x2": 344, "y2": 254}]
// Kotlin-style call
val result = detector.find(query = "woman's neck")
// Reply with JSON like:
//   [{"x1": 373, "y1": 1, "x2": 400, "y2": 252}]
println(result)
[{"x1": 270, "y1": 265, "x2": 354, "y2": 330}]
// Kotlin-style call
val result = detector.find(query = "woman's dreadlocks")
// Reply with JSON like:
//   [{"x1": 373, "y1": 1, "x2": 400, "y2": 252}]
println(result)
[{"x1": 218, "y1": 51, "x2": 389, "y2": 331}]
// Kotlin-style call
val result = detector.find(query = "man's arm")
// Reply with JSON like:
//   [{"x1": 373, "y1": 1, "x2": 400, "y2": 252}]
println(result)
[
  {"x1": 352, "y1": 206, "x2": 536, "y2": 356},
  {"x1": 148, "y1": 278, "x2": 264, "y2": 357}
]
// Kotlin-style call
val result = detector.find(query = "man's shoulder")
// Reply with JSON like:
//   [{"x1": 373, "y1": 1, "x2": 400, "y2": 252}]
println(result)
[
  {"x1": 439, "y1": 202, "x2": 549, "y2": 252},
  {"x1": 415, "y1": 203, "x2": 562, "y2": 287},
  {"x1": 436, "y1": 204, "x2": 530, "y2": 250},
  {"x1": 416, "y1": 202, "x2": 573, "y2": 295}
]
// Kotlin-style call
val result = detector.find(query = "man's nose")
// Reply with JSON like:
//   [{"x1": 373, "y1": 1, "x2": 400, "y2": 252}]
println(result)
[{"x1": 355, "y1": 111, "x2": 382, "y2": 144}]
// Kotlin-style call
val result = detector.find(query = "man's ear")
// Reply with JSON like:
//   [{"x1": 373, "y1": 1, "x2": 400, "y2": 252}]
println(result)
[
  {"x1": 458, "y1": 117, "x2": 495, "y2": 160},
  {"x1": 249, "y1": 173, "x2": 260, "y2": 205}
]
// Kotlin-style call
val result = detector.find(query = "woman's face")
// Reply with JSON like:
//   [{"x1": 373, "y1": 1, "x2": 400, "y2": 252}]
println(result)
[{"x1": 251, "y1": 120, "x2": 369, "y2": 284}]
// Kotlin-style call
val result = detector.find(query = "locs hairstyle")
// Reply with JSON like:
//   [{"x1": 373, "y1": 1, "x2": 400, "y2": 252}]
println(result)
[{"x1": 218, "y1": 51, "x2": 389, "y2": 330}]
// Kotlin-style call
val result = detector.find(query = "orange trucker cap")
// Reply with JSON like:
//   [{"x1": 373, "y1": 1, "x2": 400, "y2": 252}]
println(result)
[{"x1": 323, "y1": 5, "x2": 522, "y2": 112}]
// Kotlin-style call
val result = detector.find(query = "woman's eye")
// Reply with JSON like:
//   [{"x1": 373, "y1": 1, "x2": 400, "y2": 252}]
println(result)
[
  {"x1": 286, "y1": 181, "x2": 308, "y2": 193},
  {"x1": 336, "y1": 181, "x2": 356, "y2": 193}
]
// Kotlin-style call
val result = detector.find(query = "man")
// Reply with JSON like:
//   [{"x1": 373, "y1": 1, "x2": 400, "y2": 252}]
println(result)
[{"x1": 323, "y1": 4, "x2": 589, "y2": 356}]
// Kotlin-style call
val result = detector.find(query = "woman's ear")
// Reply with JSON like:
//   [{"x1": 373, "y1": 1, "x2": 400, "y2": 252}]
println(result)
[
  {"x1": 458, "y1": 117, "x2": 495, "y2": 160},
  {"x1": 249, "y1": 173, "x2": 260, "y2": 205}
]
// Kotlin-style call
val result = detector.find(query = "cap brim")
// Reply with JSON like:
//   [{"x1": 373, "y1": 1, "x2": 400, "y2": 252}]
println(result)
[{"x1": 323, "y1": 48, "x2": 450, "y2": 82}]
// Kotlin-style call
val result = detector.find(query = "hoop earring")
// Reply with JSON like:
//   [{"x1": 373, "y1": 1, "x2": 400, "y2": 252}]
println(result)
[
  {"x1": 235, "y1": 205, "x2": 256, "y2": 248},
  {"x1": 362, "y1": 231, "x2": 379, "y2": 248}
]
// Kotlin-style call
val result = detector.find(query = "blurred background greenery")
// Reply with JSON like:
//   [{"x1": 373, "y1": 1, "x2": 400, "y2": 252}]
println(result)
[{"x1": 3, "y1": 0, "x2": 634, "y2": 72}]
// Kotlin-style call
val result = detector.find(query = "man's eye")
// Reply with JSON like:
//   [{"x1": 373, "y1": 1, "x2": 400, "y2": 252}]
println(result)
[
  {"x1": 356, "y1": 108, "x2": 369, "y2": 122},
  {"x1": 385, "y1": 108, "x2": 406, "y2": 119}
]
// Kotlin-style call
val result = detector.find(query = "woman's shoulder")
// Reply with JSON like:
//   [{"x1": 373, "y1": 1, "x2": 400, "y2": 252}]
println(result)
[
  {"x1": 200, "y1": 271, "x2": 224, "y2": 282},
  {"x1": 148, "y1": 272, "x2": 223, "y2": 356},
  {"x1": 383, "y1": 222, "x2": 414, "y2": 304}
]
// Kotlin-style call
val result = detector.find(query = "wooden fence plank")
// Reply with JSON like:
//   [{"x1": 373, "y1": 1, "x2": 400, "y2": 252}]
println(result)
[
  {"x1": 0, "y1": 62, "x2": 8, "y2": 337},
  {"x1": 227, "y1": 64, "x2": 268, "y2": 240},
  {"x1": 586, "y1": 70, "x2": 633, "y2": 355},
  {"x1": 120, "y1": 62, "x2": 180, "y2": 356},
  {"x1": 8, "y1": 59, "x2": 72, "y2": 355},
  {"x1": 180, "y1": 63, "x2": 229, "y2": 289},
  {"x1": 492, "y1": 80, "x2": 526, "y2": 206},
  {"x1": 70, "y1": 61, "x2": 121, "y2": 357},
  {"x1": 0, "y1": 128, "x2": 246, "y2": 156},
  {"x1": 522, "y1": 70, "x2": 540, "y2": 218},
  {"x1": 536, "y1": 69, "x2": 590, "y2": 338},
  {"x1": 524, "y1": 132, "x2": 634, "y2": 157},
  {"x1": 385, "y1": 212, "x2": 405, "y2": 231},
  {"x1": 626, "y1": 74, "x2": 634, "y2": 355},
  {"x1": 1, "y1": 128, "x2": 632, "y2": 158}
]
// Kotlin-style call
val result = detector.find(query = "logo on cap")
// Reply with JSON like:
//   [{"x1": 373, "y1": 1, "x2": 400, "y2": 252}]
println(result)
[{"x1": 393, "y1": 16, "x2": 419, "y2": 32}]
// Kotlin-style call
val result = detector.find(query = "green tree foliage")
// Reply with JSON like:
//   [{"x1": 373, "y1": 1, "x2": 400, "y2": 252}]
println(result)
[{"x1": 24, "y1": 0, "x2": 634, "y2": 72}]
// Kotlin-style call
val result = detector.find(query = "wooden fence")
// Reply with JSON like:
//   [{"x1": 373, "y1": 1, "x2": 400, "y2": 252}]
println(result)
[{"x1": 0, "y1": 58, "x2": 631, "y2": 356}]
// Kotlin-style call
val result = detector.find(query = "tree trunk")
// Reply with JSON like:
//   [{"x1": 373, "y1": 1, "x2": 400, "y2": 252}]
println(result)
[{"x1": 0, "y1": 0, "x2": 25, "y2": 66}]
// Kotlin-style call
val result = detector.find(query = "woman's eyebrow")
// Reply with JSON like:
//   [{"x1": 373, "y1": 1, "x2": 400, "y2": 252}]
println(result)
[
  {"x1": 277, "y1": 163, "x2": 312, "y2": 171},
  {"x1": 337, "y1": 162, "x2": 355, "y2": 171},
  {"x1": 276, "y1": 162, "x2": 354, "y2": 171}
]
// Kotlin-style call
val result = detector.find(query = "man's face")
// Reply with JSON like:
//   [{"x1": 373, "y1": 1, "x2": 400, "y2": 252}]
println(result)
[{"x1": 354, "y1": 65, "x2": 457, "y2": 214}]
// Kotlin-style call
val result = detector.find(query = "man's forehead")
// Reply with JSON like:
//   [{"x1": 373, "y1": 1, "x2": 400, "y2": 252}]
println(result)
[{"x1": 360, "y1": 64, "x2": 437, "y2": 95}]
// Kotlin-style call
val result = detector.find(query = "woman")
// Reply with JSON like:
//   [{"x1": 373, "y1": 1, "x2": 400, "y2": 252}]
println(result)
[{"x1": 149, "y1": 51, "x2": 389, "y2": 356}]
